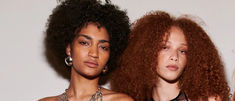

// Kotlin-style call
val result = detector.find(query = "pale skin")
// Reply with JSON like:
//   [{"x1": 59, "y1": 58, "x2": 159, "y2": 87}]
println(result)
[
  {"x1": 39, "y1": 23, "x2": 133, "y2": 101},
  {"x1": 152, "y1": 26, "x2": 221, "y2": 101}
]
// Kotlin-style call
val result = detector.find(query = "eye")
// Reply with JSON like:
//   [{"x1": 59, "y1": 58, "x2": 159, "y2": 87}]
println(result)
[
  {"x1": 79, "y1": 41, "x2": 89, "y2": 46},
  {"x1": 161, "y1": 46, "x2": 168, "y2": 50},
  {"x1": 99, "y1": 46, "x2": 110, "y2": 51},
  {"x1": 179, "y1": 49, "x2": 187, "y2": 54}
]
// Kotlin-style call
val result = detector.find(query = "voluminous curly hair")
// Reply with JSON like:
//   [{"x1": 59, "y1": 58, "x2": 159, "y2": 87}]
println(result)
[
  {"x1": 110, "y1": 11, "x2": 229, "y2": 101},
  {"x1": 45, "y1": 0, "x2": 130, "y2": 80}
]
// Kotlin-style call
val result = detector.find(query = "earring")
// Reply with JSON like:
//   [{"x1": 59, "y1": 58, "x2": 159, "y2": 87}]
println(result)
[
  {"x1": 102, "y1": 66, "x2": 108, "y2": 74},
  {"x1": 65, "y1": 55, "x2": 72, "y2": 66}
]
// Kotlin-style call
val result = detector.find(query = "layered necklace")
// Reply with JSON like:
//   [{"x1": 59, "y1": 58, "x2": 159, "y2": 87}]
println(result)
[{"x1": 60, "y1": 86, "x2": 102, "y2": 101}]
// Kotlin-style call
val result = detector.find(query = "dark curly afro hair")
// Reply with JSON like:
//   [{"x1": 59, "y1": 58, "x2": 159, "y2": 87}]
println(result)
[
  {"x1": 44, "y1": 0, "x2": 130, "y2": 81},
  {"x1": 110, "y1": 11, "x2": 230, "y2": 101}
]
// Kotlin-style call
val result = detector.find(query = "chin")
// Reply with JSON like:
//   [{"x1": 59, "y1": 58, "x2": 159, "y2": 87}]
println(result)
[
  {"x1": 161, "y1": 75, "x2": 180, "y2": 83},
  {"x1": 165, "y1": 78, "x2": 179, "y2": 83},
  {"x1": 81, "y1": 72, "x2": 101, "y2": 79}
]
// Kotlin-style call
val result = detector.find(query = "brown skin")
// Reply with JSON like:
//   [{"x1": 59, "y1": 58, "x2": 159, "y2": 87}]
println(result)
[
  {"x1": 39, "y1": 88, "x2": 133, "y2": 101},
  {"x1": 111, "y1": 11, "x2": 229, "y2": 101},
  {"x1": 67, "y1": 23, "x2": 110, "y2": 79},
  {"x1": 40, "y1": 23, "x2": 133, "y2": 101}
]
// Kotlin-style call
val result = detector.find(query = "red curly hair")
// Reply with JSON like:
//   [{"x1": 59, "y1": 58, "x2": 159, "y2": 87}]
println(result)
[{"x1": 110, "y1": 11, "x2": 230, "y2": 101}]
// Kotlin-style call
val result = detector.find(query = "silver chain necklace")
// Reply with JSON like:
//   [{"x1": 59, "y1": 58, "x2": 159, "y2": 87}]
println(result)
[{"x1": 60, "y1": 86, "x2": 102, "y2": 101}]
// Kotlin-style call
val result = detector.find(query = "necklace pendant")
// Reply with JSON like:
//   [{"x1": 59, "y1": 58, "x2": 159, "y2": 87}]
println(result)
[{"x1": 90, "y1": 86, "x2": 102, "y2": 101}]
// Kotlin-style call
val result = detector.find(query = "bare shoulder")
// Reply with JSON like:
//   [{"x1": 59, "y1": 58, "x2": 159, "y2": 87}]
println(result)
[
  {"x1": 101, "y1": 88, "x2": 134, "y2": 101},
  {"x1": 38, "y1": 95, "x2": 59, "y2": 101}
]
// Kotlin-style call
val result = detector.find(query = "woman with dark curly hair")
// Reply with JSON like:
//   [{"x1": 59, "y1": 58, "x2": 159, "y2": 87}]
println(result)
[
  {"x1": 39, "y1": 0, "x2": 133, "y2": 101},
  {"x1": 111, "y1": 11, "x2": 230, "y2": 101}
]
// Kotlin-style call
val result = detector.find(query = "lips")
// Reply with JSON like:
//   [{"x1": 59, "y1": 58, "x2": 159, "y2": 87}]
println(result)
[
  {"x1": 84, "y1": 61, "x2": 98, "y2": 68},
  {"x1": 167, "y1": 65, "x2": 178, "y2": 71}
]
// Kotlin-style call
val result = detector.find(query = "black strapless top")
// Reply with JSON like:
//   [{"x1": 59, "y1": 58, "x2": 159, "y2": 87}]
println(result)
[{"x1": 151, "y1": 91, "x2": 188, "y2": 101}]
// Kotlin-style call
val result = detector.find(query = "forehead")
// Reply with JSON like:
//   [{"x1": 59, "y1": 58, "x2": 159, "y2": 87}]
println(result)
[
  {"x1": 164, "y1": 26, "x2": 186, "y2": 43},
  {"x1": 78, "y1": 23, "x2": 109, "y2": 40}
]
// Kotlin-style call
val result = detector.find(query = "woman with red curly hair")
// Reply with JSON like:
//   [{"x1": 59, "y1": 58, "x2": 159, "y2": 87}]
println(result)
[{"x1": 111, "y1": 11, "x2": 230, "y2": 101}]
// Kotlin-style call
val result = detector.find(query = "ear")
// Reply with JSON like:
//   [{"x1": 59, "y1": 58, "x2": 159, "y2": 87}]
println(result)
[{"x1": 66, "y1": 44, "x2": 71, "y2": 56}]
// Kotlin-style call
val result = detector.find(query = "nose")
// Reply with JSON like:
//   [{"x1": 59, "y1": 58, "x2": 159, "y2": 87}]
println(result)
[
  {"x1": 169, "y1": 50, "x2": 178, "y2": 61},
  {"x1": 88, "y1": 45, "x2": 99, "y2": 58}
]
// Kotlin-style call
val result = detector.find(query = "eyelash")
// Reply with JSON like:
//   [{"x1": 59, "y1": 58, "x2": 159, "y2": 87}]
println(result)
[
  {"x1": 161, "y1": 46, "x2": 187, "y2": 54},
  {"x1": 99, "y1": 46, "x2": 109, "y2": 51},
  {"x1": 179, "y1": 50, "x2": 187, "y2": 54},
  {"x1": 161, "y1": 46, "x2": 168, "y2": 50},
  {"x1": 79, "y1": 41, "x2": 109, "y2": 51},
  {"x1": 79, "y1": 41, "x2": 89, "y2": 46}
]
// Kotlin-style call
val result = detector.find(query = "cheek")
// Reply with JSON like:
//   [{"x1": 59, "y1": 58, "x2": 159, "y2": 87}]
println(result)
[
  {"x1": 99, "y1": 52, "x2": 110, "y2": 64},
  {"x1": 157, "y1": 54, "x2": 166, "y2": 66},
  {"x1": 180, "y1": 56, "x2": 187, "y2": 67},
  {"x1": 156, "y1": 55, "x2": 164, "y2": 72},
  {"x1": 72, "y1": 48, "x2": 87, "y2": 60}
]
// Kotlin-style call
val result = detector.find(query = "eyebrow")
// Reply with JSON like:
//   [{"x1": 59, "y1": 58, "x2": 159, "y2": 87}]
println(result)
[
  {"x1": 165, "y1": 41, "x2": 188, "y2": 46},
  {"x1": 79, "y1": 34, "x2": 91, "y2": 40},
  {"x1": 99, "y1": 40, "x2": 109, "y2": 43},
  {"x1": 78, "y1": 34, "x2": 110, "y2": 43},
  {"x1": 180, "y1": 43, "x2": 188, "y2": 46}
]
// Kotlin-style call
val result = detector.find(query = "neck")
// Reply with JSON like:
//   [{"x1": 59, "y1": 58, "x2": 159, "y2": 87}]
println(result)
[
  {"x1": 66, "y1": 68, "x2": 100, "y2": 98},
  {"x1": 152, "y1": 77, "x2": 180, "y2": 101}
]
